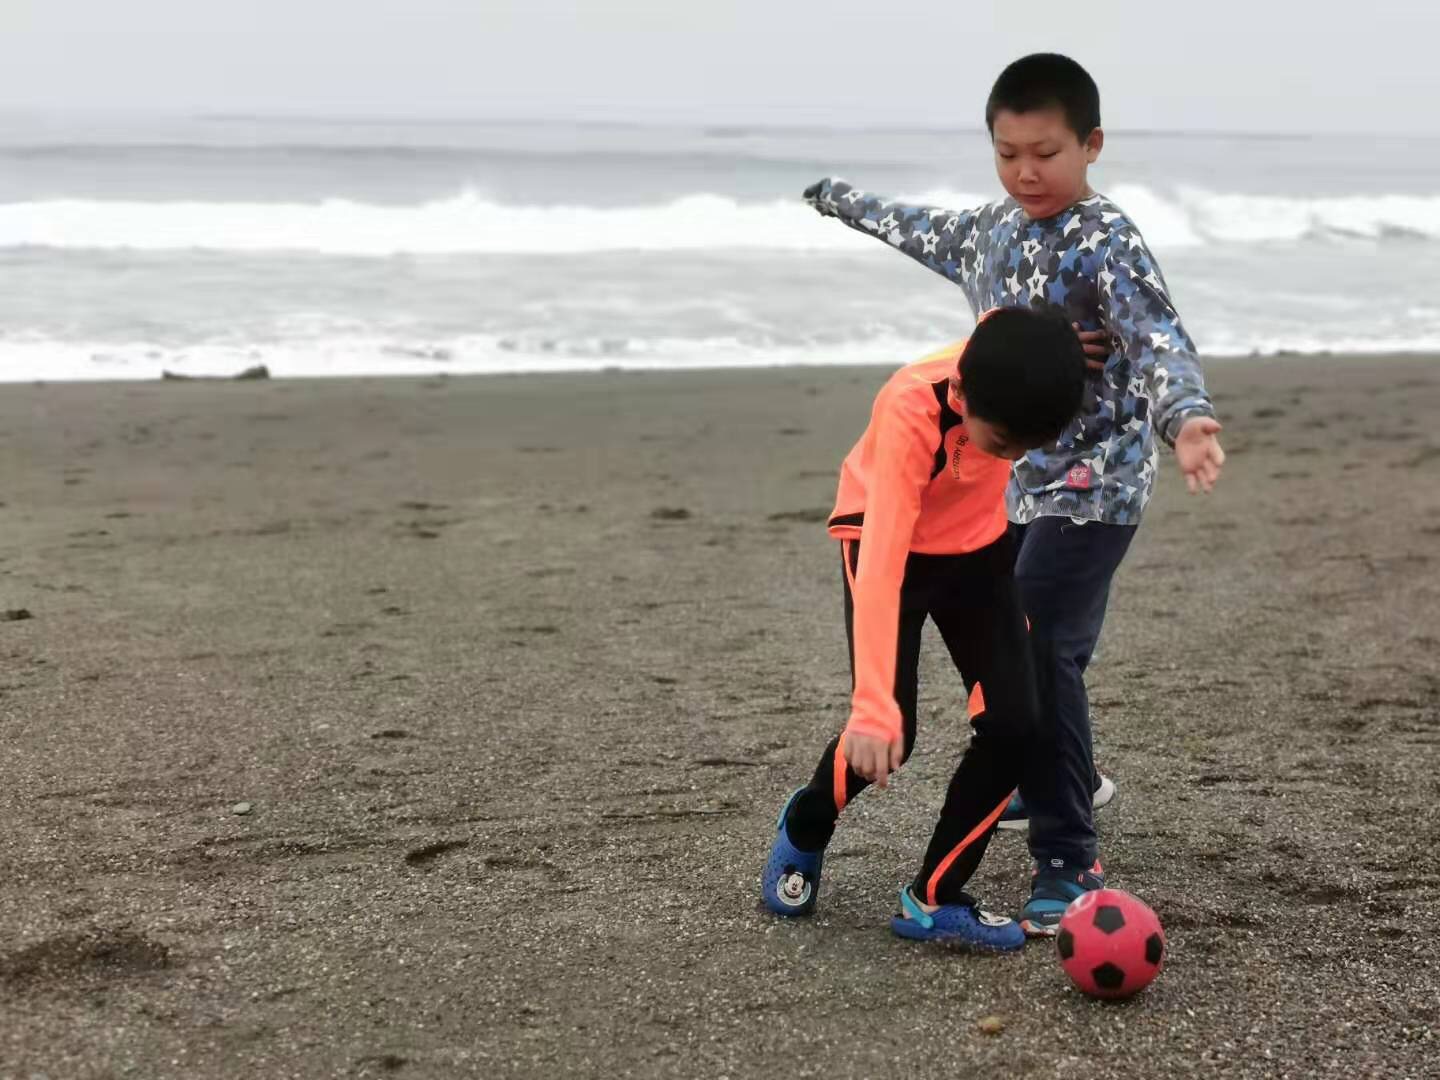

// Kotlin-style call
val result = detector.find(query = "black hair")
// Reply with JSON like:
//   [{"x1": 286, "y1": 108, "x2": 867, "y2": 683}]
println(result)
[
  {"x1": 985, "y1": 53, "x2": 1101, "y2": 141},
  {"x1": 958, "y1": 305, "x2": 1086, "y2": 446}
]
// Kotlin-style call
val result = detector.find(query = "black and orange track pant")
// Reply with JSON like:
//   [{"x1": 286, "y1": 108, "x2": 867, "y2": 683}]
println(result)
[{"x1": 785, "y1": 531, "x2": 1045, "y2": 906}]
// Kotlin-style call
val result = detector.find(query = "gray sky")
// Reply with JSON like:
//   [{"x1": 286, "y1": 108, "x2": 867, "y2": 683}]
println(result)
[{"x1": 3, "y1": 0, "x2": 1437, "y2": 134}]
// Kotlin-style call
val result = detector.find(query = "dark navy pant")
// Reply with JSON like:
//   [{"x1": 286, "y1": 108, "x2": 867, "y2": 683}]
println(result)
[{"x1": 1012, "y1": 517, "x2": 1138, "y2": 867}]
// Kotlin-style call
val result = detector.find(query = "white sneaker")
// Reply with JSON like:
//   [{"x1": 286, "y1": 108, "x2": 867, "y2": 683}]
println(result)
[
  {"x1": 995, "y1": 774, "x2": 1118, "y2": 832},
  {"x1": 1091, "y1": 773, "x2": 1117, "y2": 811}
]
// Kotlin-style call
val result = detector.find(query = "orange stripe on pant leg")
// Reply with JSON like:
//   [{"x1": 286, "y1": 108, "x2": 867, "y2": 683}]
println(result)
[
  {"x1": 966, "y1": 683, "x2": 986, "y2": 720},
  {"x1": 841, "y1": 539, "x2": 857, "y2": 595},
  {"x1": 924, "y1": 794, "x2": 1012, "y2": 905},
  {"x1": 832, "y1": 732, "x2": 848, "y2": 813}
]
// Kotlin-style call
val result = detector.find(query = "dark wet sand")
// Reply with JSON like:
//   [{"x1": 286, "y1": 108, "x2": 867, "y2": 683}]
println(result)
[{"x1": 1, "y1": 354, "x2": 1437, "y2": 1078}]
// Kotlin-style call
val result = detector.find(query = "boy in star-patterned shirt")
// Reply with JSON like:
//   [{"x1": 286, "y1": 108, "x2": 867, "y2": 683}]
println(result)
[{"x1": 803, "y1": 53, "x2": 1226, "y2": 935}]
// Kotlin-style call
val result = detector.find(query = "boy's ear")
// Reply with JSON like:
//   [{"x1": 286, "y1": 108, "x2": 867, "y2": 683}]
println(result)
[
  {"x1": 1085, "y1": 127, "x2": 1104, "y2": 163},
  {"x1": 947, "y1": 375, "x2": 966, "y2": 411}
]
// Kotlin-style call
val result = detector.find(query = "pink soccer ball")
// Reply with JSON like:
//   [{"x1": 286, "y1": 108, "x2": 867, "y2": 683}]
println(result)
[{"x1": 1056, "y1": 888, "x2": 1166, "y2": 1000}]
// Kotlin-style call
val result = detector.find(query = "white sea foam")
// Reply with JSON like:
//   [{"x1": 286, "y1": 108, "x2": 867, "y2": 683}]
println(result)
[
  {"x1": 1, "y1": 185, "x2": 1431, "y2": 256},
  {"x1": 6, "y1": 328, "x2": 1439, "y2": 384}
]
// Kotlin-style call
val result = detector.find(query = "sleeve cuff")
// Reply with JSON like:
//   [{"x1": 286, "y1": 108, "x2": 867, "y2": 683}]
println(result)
[
  {"x1": 844, "y1": 711, "x2": 901, "y2": 746},
  {"x1": 1161, "y1": 404, "x2": 1215, "y2": 447}
]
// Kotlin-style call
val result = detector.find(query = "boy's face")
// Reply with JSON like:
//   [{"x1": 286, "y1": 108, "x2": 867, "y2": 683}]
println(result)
[
  {"x1": 964, "y1": 412, "x2": 1030, "y2": 461},
  {"x1": 991, "y1": 106, "x2": 1103, "y2": 221}
]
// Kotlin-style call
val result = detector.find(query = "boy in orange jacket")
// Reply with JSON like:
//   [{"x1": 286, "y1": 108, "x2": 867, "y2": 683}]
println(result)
[{"x1": 761, "y1": 305, "x2": 1086, "y2": 950}]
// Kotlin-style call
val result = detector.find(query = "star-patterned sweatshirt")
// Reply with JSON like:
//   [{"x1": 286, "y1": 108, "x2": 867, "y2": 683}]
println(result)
[{"x1": 806, "y1": 179, "x2": 1216, "y2": 525}]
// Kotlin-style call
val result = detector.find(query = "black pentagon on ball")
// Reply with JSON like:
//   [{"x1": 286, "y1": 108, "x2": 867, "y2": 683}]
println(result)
[
  {"x1": 1056, "y1": 928, "x2": 1075, "y2": 960},
  {"x1": 1092, "y1": 962, "x2": 1126, "y2": 991},
  {"x1": 1145, "y1": 932, "x2": 1164, "y2": 965},
  {"x1": 1093, "y1": 905, "x2": 1126, "y2": 934}
]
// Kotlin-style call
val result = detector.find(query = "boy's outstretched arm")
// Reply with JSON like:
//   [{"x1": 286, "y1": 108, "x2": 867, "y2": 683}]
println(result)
[
  {"x1": 1100, "y1": 237, "x2": 1225, "y2": 493},
  {"x1": 804, "y1": 177, "x2": 976, "y2": 287},
  {"x1": 807, "y1": 178, "x2": 1111, "y2": 367}
]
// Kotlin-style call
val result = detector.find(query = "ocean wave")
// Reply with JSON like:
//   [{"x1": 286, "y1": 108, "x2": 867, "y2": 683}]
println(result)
[
  {"x1": 5, "y1": 328, "x2": 1439, "y2": 384},
  {"x1": 0, "y1": 332, "x2": 944, "y2": 382},
  {"x1": 908, "y1": 184, "x2": 1440, "y2": 249},
  {"x1": 0, "y1": 186, "x2": 1435, "y2": 256},
  {"x1": 0, "y1": 191, "x2": 879, "y2": 256}
]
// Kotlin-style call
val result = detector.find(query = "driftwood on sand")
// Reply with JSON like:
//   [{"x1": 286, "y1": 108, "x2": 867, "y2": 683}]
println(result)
[{"x1": 160, "y1": 364, "x2": 270, "y2": 381}]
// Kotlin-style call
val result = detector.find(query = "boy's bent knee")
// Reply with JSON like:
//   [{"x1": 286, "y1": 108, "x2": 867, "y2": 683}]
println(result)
[{"x1": 973, "y1": 698, "x2": 1040, "y2": 742}]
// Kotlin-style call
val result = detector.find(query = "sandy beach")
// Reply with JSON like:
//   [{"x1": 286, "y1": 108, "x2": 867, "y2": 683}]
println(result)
[{"x1": 1, "y1": 353, "x2": 1437, "y2": 1078}]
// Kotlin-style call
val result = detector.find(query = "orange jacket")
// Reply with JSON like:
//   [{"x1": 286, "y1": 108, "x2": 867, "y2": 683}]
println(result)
[{"x1": 826, "y1": 341, "x2": 1010, "y2": 744}]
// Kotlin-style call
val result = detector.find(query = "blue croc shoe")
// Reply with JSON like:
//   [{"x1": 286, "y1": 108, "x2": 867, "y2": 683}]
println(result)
[
  {"x1": 761, "y1": 788, "x2": 826, "y2": 917},
  {"x1": 1019, "y1": 858, "x2": 1105, "y2": 937},
  {"x1": 889, "y1": 888, "x2": 1025, "y2": 952}
]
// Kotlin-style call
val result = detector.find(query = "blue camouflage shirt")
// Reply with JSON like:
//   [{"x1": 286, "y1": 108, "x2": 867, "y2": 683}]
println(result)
[{"x1": 807, "y1": 178, "x2": 1215, "y2": 526}]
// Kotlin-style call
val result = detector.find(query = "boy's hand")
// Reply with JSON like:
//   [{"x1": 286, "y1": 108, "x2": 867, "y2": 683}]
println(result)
[
  {"x1": 843, "y1": 731, "x2": 904, "y2": 788},
  {"x1": 1174, "y1": 416, "x2": 1226, "y2": 494},
  {"x1": 1072, "y1": 323, "x2": 1110, "y2": 371},
  {"x1": 803, "y1": 179, "x2": 836, "y2": 216}
]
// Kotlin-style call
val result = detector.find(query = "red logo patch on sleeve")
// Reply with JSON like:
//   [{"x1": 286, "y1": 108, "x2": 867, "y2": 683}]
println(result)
[{"x1": 1066, "y1": 464, "x2": 1093, "y2": 489}]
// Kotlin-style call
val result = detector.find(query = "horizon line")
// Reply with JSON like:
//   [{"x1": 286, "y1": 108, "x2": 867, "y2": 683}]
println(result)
[{"x1": 0, "y1": 106, "x2": 1425, "y2": 142}]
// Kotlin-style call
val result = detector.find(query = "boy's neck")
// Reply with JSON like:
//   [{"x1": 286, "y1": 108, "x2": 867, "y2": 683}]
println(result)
[{"x1": 1018, "y1": 184, "x2": 1099, "y2": 223}]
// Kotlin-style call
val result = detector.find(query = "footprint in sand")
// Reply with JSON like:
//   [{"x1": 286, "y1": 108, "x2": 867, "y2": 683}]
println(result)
[
  {"x1": 403, "y1": 840, "x2": 467, "y2": 867},
  {"x1": 766, "y1": 508, "x2": 829, "y2": 524},
  {"x1": 356, "y1": 1054, "x2": 410, "y2": 1073},
  {"x1": 322, "y1": 620, "x2": 374, "y2": 638},
  {"x1": 0, "y1": 929, "x2": 172, "y2": 987}
]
